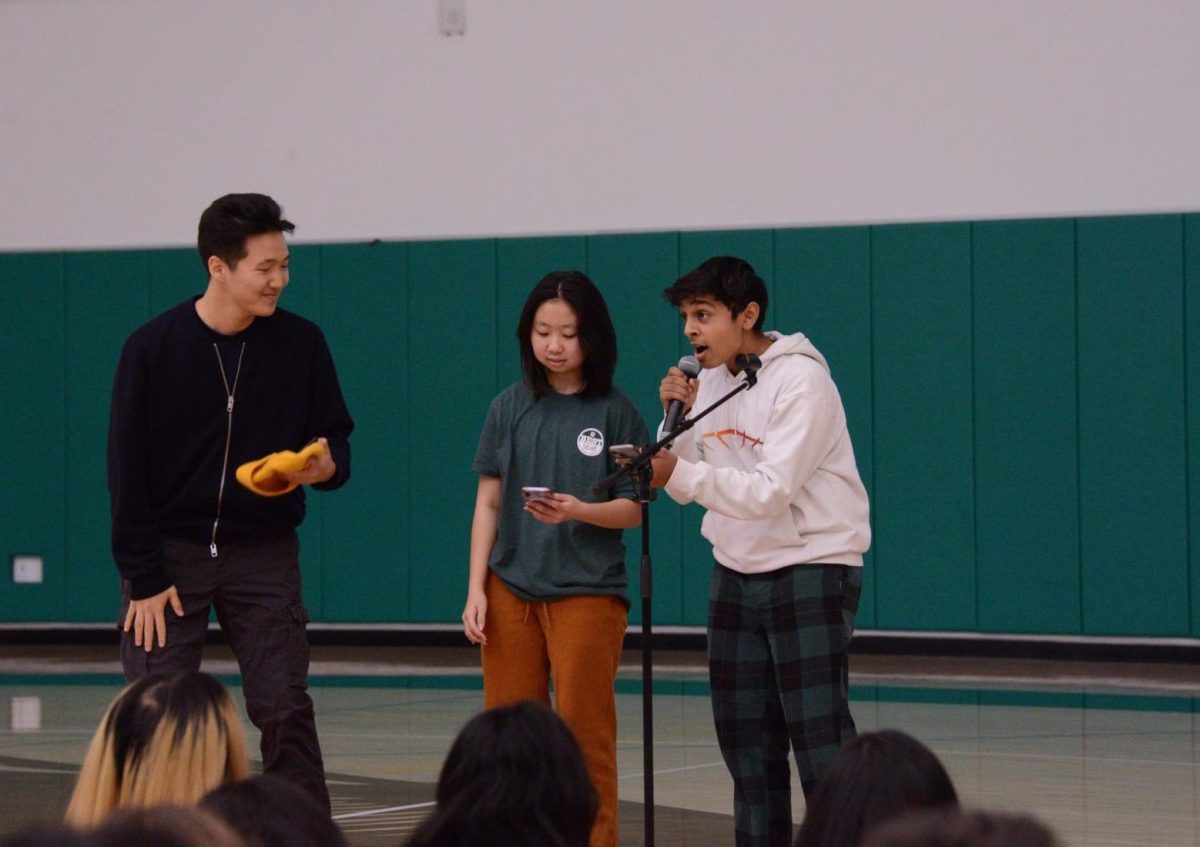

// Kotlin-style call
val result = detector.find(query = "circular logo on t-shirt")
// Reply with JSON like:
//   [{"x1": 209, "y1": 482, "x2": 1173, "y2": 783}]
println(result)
[{"x1": 577, "y1": 427, "x2": 605, "y2": 457}]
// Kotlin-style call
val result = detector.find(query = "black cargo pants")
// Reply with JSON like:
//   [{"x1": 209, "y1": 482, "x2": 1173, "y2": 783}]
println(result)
[{"x1": 120, "y1": 530, "x2": 329, "y2": 815}]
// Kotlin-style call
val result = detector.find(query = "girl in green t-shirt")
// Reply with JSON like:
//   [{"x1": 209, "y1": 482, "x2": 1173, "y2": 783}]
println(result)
[{"x1": 463, "y1": 270, "x2": 648, "y2": 847}]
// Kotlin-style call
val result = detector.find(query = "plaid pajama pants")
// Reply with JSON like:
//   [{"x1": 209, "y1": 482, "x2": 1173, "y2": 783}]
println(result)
[{"x1": 708, "y1": 562, "x2": 862, "y2": 847}]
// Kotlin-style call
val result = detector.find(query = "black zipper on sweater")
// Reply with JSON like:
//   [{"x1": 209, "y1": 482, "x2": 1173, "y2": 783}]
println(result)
[{"x1": 211, "y1": 342, "x2": 246, "y2": 557}]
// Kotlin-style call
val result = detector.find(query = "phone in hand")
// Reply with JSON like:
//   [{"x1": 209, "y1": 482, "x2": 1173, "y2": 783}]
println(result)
[
  {"x1": 521, "y1": 486, "x2": 555, "y2": 502},
  {"x1": 608, "y1": 444, "x2": 640, "y2": 459}
]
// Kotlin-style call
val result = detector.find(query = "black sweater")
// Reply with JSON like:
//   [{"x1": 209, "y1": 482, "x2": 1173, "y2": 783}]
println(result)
[{"x1": 108, "y1": 297, "x2": 354, "y2": 599}]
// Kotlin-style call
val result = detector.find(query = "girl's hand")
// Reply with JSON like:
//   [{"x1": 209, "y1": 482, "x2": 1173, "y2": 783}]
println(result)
[
  {"x1": 462, "y1": 589, "x2": 487, "y2": 645},
  {"x1": 524, "y1": 492, "x2": 582, "y2": 525}
]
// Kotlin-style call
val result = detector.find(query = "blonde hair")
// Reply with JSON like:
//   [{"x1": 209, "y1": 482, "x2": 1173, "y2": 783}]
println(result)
[{"x1": 65, "y1": 671, "x2": 249, "y2": 827}]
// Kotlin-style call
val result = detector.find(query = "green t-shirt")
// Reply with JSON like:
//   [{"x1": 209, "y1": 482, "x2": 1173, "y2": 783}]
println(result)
[{"x1": 472, "y1": 381, "x2": 650, "y2": 602}]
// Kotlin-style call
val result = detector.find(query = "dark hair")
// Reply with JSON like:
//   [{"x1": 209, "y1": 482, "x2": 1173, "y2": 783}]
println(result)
[
  {"x1": 861, "y1": 809, "x2": 1062, "y2": 847},
  {"x1": 87, "y1": 805, "x2": 246, "y2": 847},
  {"x1": 404, "y1": 701, "x2": 598, "y2": 847},
  {"x1": 516, "y1": 270, "x2": 617, "y2": 400},
  {"x1": 663, "y1": 256, "x2": 768, "y2": 331},
  {"x1": 794, "y1": 730, "x2": 959, "y2": 847},
  {"x1": 197, "y1": 193, "x2": 294, "y2": 272},
  {"x1": 201, "y1": 774, "x2": 347, "y2": 847}
]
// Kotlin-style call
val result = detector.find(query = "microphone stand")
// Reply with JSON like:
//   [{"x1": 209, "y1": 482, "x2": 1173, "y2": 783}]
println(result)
[{"x1": 595, "y1": 354, "x2": 760, "y2": 847}]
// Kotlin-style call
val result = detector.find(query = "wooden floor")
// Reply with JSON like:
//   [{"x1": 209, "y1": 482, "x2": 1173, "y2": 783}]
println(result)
[{"x1": 1, "y1": 644, "x2": 1198, "y2": 846}]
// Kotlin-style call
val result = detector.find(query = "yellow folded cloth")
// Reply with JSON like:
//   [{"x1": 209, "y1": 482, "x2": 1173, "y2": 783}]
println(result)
[{"x1": 235, "y1": 441, "x2": 328, "y2": 497}]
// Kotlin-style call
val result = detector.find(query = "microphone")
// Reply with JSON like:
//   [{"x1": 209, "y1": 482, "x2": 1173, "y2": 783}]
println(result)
[{"x1": 663, "y1": 355, "x2": 701, "y2": 434}]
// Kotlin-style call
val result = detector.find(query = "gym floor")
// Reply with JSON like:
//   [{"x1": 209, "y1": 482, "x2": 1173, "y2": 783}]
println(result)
[{"x1": 1, "y1": 643, "x2": 1197, "y2": 846}]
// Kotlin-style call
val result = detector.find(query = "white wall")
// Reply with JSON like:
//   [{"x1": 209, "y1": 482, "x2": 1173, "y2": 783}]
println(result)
[{"x1": 1, "y1": 0, "x2": 1197, "y2": 251}]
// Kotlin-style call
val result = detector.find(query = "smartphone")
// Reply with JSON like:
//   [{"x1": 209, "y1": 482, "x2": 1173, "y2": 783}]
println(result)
[
  {"x1": 521, "y1": 486, "x2": 555, "y2": 502},
  {"x1": 608, "y1": 444, "x2": 640, "y2": 459}
]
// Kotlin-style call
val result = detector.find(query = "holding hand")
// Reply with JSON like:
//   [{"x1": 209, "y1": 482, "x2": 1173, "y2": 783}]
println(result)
[
  {"x1": 280, "y1": 437, "x2": 336, "y2": 486},
  {"x1": 659, "y1": 366, "x2": 698, "y2": 417},
  {"x1": 648, "y1": 450, "x2": 679, "y2": 488},
  {"x1": 524, "y1": 492, "x2": 584, "y2": 525}
]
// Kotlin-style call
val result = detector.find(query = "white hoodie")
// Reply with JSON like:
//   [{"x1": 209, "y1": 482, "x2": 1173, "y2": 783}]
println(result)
[{"x1": 662, "y1": 331, "x2": 871, "y2": 573}]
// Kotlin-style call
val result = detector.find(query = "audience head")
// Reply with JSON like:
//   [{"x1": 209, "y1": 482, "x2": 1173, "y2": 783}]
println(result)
[
  {"x1": 86, "y1": 805, "x2": 246, "y2": 847},
  {"x1": 794, "y1": 729, "x2": 959, "y2": 847},
  {"x1": 861, "y1": 808, "x2": 1063, "y2": 847},
  {"x1": 201, "y1": 774, "x2": 347, "y2": 847},
  {"x1": 405, "y1": 700, "x2": 598, "y2": 847},
  {"x1": 65, "y1": 671, "x2": 249, "y2": 827}
]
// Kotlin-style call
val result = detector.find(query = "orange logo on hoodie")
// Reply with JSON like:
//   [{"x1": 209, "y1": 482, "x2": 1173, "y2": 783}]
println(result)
[{"x1": 702, "y1": 428, "x2": 764, "y2": 449}]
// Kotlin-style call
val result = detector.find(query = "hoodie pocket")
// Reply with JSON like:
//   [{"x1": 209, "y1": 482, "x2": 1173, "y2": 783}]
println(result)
[{"x1": 701, "y1": 507, "x2": 806, "y2": 566}]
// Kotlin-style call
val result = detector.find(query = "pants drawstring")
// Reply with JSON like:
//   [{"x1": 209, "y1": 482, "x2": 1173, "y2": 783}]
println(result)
[{"x1": 523, "y1": 600, "x2": 553, "y2": 631}]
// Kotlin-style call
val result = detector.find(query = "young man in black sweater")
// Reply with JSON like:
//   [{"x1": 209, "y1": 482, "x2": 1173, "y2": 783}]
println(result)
[{"x1": 107, "y1": 193, "x2": 354, "y2": 814}]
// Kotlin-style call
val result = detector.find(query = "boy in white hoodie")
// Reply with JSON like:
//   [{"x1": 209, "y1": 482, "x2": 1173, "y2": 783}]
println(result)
[{"x1": 649, "y1": 256, "x2": 871, "y2": 847}]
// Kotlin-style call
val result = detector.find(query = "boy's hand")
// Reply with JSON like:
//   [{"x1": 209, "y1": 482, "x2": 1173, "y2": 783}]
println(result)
[
  {"x1": 123, "y1": 585, "x2": 184, "y2": 651},
  {"x1": 649, "y1": 450, "x2": 678, "y2": 488},
  {"x1": 659, "y1": 367, "x2": 698, "y2": 416}
]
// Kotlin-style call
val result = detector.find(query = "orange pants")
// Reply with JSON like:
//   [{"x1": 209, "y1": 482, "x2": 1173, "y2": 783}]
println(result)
[{"x1": 481, "y1": 572, "x2": 628, "y2": 847}]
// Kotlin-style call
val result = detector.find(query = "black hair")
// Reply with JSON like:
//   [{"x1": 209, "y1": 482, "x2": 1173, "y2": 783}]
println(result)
[
  {"x1": 197, "y1": 193, "x2": 294, "y2": 272},
  {"x1": 404, "y1": 701, "x2": 598, "y2": 847},
  {"x1": 87, "y1": 806, "x2": 245, "y2": 847},
  {"x1": 202, "y1": 774, "x2": 348, "y2": 847},
  {"x1": 662, "y1": 256, "x2": 769, "y2": 331},
  {"x1": 516, "y1": 270, "x2": 617, "y2": 400},
  {"x1": 861, "y1": 809, "x2": 1062, "y2": 847},
  {"x1": 794, "y1": 730, "x2": 959, "y2": 847}
]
